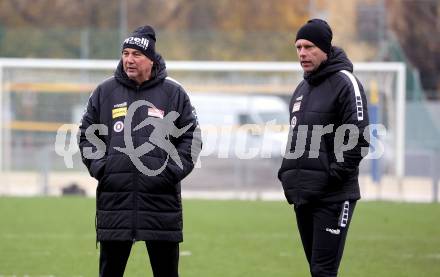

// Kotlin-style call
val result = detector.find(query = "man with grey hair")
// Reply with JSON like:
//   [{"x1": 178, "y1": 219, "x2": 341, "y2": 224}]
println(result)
[
  {"x1": 78, "y1": 25, "x2": 201, "y2": 277},
  {"x1": 278, "y1": 19, "x2": 370, "y2": 277}
]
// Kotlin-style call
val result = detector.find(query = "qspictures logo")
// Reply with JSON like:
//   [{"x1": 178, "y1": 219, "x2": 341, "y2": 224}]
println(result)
[
  {"x1": 55, "y1": 100, "x2": 200, "y2": 176},
  {"x1": 113, "y1": 100, "x2": 194, "y2": 176},
  {"x1": 54, "y1": 101, "x2": 386, "y2": 173}
]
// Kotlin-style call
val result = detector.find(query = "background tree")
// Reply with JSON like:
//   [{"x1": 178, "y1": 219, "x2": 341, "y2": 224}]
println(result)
[{"x1": 387, "y1": 0, "x2": 440, "y2": 95}]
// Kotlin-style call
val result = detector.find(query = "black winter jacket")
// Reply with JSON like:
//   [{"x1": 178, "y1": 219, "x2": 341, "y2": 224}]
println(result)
[
  {"x1": 79, "y1": 54, "x2": 201, "y2": 242},
  {"x1": 278, "y1": 47, "x2": 369, "y2": 206}
]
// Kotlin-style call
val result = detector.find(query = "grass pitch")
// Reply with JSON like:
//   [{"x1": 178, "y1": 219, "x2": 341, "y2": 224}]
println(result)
[{"x1": 1, "y1": 197, "x2": 439, "y2": 276}]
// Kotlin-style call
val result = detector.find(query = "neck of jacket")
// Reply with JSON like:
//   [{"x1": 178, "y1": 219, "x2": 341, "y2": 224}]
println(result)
[
  {"x1": 304, "y1": 47, "x2": 353, "y2": 86},
  {"x1": 114, "y1": 53, "x2": 168, "y2": 90}
]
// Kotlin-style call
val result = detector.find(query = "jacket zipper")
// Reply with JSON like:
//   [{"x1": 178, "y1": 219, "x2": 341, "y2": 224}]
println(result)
[
  {"x1": 297, "y1": 88, "x2": 312, "y2": 202},
  {"x1": 132, "y1": 85, "x2": 140, "y2": 242}
]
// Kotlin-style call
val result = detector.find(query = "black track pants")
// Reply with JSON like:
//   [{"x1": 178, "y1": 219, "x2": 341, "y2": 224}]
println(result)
[
  {"x1": 294, "y1": 201, "x2": 357, "y2": 277},
  {"x1": 99, "y1": 240, "x2": 179, "y2": 277}
]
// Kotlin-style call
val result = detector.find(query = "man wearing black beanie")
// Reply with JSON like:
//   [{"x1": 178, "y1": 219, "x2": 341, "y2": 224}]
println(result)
[
  {"x1": 278, "y1": 19, "x2": 370, "y2": 277},
  {"x1": 78, "y1": 25, "x2": 202, "y2": 277},
  {"x1": 295, "y1": 18, "x2": 333, "y2": 73},
  {"x1": 121, "y1": 25, "x2": 157, "y2": 84}
]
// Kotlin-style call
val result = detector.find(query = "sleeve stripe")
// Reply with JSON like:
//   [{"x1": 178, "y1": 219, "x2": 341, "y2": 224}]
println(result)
[
  {"x1": 340, "y1": 70, "x2": 364, "y2": 121},
  {"x1": 165, "y1": 76, "x2": 183, "y2": 87}
]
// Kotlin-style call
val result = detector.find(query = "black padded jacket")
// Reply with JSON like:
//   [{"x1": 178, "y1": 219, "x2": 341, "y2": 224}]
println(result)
[
  {"x1": 278, "y1": 47, "x2": 369, "y2": 206},
  {"x1": 79, "y1": 54, "x2": 201, "y2": 242}
]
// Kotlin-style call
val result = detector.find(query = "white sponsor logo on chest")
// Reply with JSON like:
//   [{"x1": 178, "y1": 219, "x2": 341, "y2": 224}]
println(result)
[
  {"x1": 113, "y1": 102, "x2": 127, "y2": 108},
  {"x1": 148, "y1": 107, "x2": 165, "y2": 119},
  {"x1": 113, "y1": 121, "x2": 124, "y2": 132},
  {"x1": 292, "y1": 101, "x2": 301, "y2": 113},
  {"x1": 291, "y1": 116, "x2": 297, "y2": 129}
]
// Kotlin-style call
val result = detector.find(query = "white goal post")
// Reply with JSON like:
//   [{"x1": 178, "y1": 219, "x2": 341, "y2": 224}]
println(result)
[{"x1": 0, "y1": 58, "x2": 406, "y2": 187}]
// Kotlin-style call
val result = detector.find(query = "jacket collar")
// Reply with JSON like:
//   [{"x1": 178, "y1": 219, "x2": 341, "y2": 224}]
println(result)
[
  {"x1": 114, "y1": 53, "x2": 168, "y2": 90},
  {"x1": 304, "y1": 47, "x2": 353, "y2": 86}
]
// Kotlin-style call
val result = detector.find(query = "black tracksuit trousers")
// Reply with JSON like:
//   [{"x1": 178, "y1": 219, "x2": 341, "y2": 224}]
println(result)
[
  {"x1": 99, "y1": 240, "x2": 179, "y2": 277},
  {"x1": 294, "y1": 201, "x2": 356, "y2": 277}
]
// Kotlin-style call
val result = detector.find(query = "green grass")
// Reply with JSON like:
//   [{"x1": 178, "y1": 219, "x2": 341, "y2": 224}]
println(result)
[{"x1": 1, "y1": 198, "x2": 440, "y2": 276}]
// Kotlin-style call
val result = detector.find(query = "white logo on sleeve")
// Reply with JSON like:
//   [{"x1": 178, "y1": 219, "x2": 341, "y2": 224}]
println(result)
[
  {"x1": 291, "y1": 116, "x2": 297, "y2": 129},
  {"x1": 292, "y1": 101, "x2": 301, "y2": 112},
  {"x1": 325, "y1": 228, "x2": 341, "y2": 235},
  {"x1": 340, "y1": 70, "x2": 363, "y2": 121}
]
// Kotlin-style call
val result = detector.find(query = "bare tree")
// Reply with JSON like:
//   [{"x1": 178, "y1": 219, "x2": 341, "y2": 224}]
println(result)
[{"x1": 387, "y1": 0, "x2": 440, "y2": 94}]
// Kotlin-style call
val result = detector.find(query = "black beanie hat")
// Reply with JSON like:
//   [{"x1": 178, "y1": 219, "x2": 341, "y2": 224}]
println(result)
[
  {"x1": 122, "y1": 25, "x2": 157, "y2": 61},
  {"x1": 295, "y1": 19, "x2": 333, "y2": 54}
]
